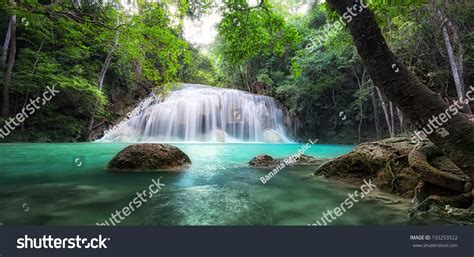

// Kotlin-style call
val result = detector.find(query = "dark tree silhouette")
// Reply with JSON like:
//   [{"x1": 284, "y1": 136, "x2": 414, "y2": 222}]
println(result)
[{"x1": 325, "y1": 0, "x2": 474, "y2": 179}]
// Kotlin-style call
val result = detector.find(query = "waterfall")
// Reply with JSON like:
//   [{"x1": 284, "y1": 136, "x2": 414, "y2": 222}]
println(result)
[{"x1": 99, "y1": 84, "x2": 293, "y2": 143}]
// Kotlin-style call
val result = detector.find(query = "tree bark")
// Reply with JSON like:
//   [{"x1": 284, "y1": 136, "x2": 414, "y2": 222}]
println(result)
[
  {"x1": 325, "y1": 0, "x2": 474, "y2": 179},
  {"x1": 3, "y1": 2, "x2": 16, "y2": 118}
]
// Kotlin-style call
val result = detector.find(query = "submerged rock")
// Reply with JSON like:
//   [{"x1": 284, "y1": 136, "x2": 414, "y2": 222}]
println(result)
[
  {"x1": 107, "y1": 144, "x2": 191, "y2": 172},
  {"x1": 248, "y1": 155, "x2": 279, "y2": 168},
  {"x1": 248, "y1": 154, "x2": 324, "y2": 168},
  {"x1": 294, "y1": 154, "x2": 323, "y2": 165}
]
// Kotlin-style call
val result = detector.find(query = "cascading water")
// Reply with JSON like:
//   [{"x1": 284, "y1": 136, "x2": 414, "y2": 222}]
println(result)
[{"x1": 100, "y1": 84, "x2": 293, "y2": 143}]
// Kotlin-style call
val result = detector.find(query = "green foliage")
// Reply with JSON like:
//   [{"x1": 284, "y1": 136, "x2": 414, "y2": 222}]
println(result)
[
  {"x1": 0, "y1": 0, "x2": 190, "y2": 142},
  {"x1": 122, "y1": 3, "x2": 190, "y2": 84},
  {"x1": 181, "y1": 47, "x2": 219, "y2": 85},
  {"x1": 218, "y1": 0, "x2": 299, "y2": 65}
]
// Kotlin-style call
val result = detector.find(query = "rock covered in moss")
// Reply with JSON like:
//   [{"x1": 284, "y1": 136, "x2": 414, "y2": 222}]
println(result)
[
  {"x1": 248, "y1": 154, "x2": 324, "y2": 168},
  {"x1": 315, "y1": 138, "x2": 418, "y2": 198},
  {"x1": 107, "y1": 144, "x2": 191, "y2": 172},
  {"x1": 248, "y1": 155, "x2": 279, "y2": 168}
]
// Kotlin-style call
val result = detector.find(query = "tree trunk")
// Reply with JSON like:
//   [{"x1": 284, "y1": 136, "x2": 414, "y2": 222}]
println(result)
[
  {"x1": 97, "y1": 38, "x2": 118, "y2": 90},
  {"x1": 371, "y1": 86, "x2": 381, "y2": 139},
  {"x1": 389, "y1": 101, "x2": 395, "y2": 136},
  {"x1": 375, "y1": 86, "x2": 394, "y2": 138},
  {"x1": 332, "y1": 87, "x2": 337, "y2": 111},
  {"x1": 3, "y1": 2, "x2": 16, "y2": 118},
  {"x1": 325, "y1": 0, "x2": 474, "y2": 179},
  {"x1": 1, "y1": 19, "x2": 12, "y2": 69},
  {"x1": 85, "y1": 31, "x2": 119, "y2": 140},
  {"x1": 430, "y1": 1, "x2": 471, "y2": 114},
  {"x1": 352, "y1": 67, "x2": 365, "y2": 142},
  {"x1": 397, "y1": 107, "x2": 406, "y2": 134},
  {"x1": 21, "y1": 40, "x2": 45, "y2": 133}
]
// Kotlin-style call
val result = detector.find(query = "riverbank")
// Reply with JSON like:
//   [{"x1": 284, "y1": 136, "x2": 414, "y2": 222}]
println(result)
[{"x1": 314, "y1": 137, "x2": 473, "y2": 224}]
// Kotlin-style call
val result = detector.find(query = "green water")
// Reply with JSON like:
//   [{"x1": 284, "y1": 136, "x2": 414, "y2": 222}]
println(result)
[{"x1": 0, "y1": 143, "x2": 417, "y2": 225}]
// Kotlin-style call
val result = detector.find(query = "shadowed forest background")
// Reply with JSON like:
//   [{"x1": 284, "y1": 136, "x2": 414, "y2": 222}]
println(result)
[{"x1": 0, "y1": 0, "x2": 473, "y2": 143}]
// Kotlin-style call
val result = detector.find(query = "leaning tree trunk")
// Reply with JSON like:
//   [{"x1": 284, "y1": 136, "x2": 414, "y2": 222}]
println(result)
[
  {"x1": 85, "y1": 31, "x2": 119, "y2": 140},
  {"x1": 325, "y1": 0, "x2": 474, "y2": 179},
  {"x1": 3, "y1": 2, "x2": 16, "y2": 118}
]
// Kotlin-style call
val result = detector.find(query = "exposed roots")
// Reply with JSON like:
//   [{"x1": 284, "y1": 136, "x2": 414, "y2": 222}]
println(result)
[
  {"x1": 409, "y1": 142, "x2": 472, "y2": 210},
  {"x1": 408, "y1": 142, "x2": 470, "y2": 193},
  {"x1": 414, "y1": 192, "x2": 473, "y2": 212}
]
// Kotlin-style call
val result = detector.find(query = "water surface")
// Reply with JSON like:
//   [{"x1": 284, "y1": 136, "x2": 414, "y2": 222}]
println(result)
[{"x1": 0, "y1": 143, "x2": 418, "y2": 225}]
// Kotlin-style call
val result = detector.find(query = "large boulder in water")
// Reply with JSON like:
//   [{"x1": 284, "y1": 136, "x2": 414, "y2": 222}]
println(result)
[{"x1": 107, "y1": 144, "x2": 191, "y2": 172}]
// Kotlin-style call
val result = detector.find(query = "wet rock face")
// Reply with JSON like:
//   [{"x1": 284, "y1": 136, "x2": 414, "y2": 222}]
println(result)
[{"x1": 107, "y1": 144, "x2": 191, "y2": 172}]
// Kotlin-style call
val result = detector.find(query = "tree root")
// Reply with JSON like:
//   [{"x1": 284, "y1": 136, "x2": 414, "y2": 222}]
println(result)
[
  {"x1": 413, "y1": 179, "x2": 472, "y2": 208},
  {"x1": 414, "y1": 192, "x2": 472, "y2": 212},
  {"x1": 409, "y1": 143, "x2": 472, "y2": 211},
  {"x1": 408, "y1": 142, "x2": 471, "y2": 193},
  {"x1": 384, "y1": 159, "x2": 402, "y2": 194}
]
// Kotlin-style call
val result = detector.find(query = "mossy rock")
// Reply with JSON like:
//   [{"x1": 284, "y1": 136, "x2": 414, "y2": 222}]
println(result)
[{"x1": 107, "y1": 144, "x2": 191, "y2": 172}]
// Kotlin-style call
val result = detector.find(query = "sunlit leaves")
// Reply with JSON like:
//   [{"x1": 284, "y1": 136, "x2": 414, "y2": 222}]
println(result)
[
  {"x1": 119, "y1": 3, "x2": 190, "y2": 84},
  {"x1": 218, "y1": 0, "x2": 298, "y2": 64}
]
